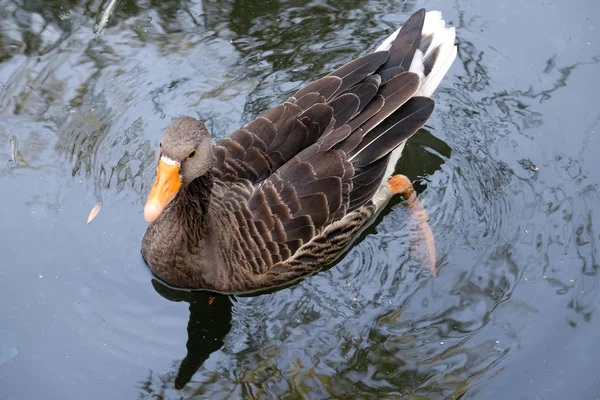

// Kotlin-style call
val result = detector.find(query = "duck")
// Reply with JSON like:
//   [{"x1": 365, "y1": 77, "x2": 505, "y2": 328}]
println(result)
[{"x1": 141, "y1": 8, "x2": 457, "y2": 294}]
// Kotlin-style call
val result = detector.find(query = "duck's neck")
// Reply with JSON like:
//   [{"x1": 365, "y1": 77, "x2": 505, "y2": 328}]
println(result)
[
  {"x1": 141, "y1": 172, "x2": 215, "y2": 288},
  {"x1": 173, "y1": 172, "x2": 214, "y2": 240}
]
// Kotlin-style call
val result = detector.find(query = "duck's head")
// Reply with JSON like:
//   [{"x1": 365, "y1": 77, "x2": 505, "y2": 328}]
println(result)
[{"x1": 144, "y1": 116, "x2": 213, "y2": 223}]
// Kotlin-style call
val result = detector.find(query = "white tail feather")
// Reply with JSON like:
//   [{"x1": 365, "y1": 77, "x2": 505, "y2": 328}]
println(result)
[
  {"x1": 372, "y1": 10, "x2": 457, "y2": 204},
  {"x1": 375, "y1": 27, "x2": 401, "y2": 53},
  {"x1": 375, "y1": 10, "x2": 457, "y2": 98}
]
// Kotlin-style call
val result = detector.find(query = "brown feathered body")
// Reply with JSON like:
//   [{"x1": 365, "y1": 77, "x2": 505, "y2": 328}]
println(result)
[{"x1": 142, "y1": 9, "x2": 457, "y2": 294}]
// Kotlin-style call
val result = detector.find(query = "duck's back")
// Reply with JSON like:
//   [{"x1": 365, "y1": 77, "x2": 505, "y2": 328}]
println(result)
[
  {"x1": 196, "y1": 9, "x2": 457, "y2": 294},
  {"x1": 143, "y1": 9, "x2": 457, "y2": 294}
]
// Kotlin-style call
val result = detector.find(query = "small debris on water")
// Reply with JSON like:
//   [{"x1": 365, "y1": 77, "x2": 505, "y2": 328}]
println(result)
[
  {"x1": 87, "y1": 203, "x2": 102, "y2": 224},
  {"x1": 518, "y1": 159, "x2": 539, "y2": 172},
  {"x1": 9, "y1": 136, "x2": 16, "y2": 163}
]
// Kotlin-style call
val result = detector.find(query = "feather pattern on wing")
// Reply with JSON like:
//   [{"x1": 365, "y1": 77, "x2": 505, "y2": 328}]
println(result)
[{"x1": 142, "y1": 8, "x2": 458, "y2": 294}]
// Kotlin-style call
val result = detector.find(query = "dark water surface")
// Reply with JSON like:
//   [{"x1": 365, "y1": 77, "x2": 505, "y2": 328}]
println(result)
[{"x1": 1, "y1": 0, "x2": 599, "y2": 398}]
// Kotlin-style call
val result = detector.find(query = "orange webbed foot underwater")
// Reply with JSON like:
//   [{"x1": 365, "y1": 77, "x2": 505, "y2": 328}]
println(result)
[{"x1": 388, "y1": 174, "x2": 437, "y2": 276}]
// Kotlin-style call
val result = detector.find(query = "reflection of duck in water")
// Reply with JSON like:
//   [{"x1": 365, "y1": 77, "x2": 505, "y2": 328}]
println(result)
[
  {"x1": 141, "y1": 9, "x2": 457, "y2": 294},
  {"x1": 151, "y1": 279, "x2": 233, "y2": 390}
]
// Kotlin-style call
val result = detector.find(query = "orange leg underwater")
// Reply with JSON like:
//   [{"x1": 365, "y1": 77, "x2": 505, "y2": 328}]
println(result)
[{"x1": 388, "y1": 174, "x2": 437, "y2": 276}]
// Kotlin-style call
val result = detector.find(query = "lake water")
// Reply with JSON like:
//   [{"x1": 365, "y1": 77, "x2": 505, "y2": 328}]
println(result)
[{"x1": 1, "y1": 0, "x2": 599, "y2": 398}]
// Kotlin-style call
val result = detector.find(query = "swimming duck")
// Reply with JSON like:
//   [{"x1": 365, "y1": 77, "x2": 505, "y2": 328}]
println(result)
[{"x1": 141, "y1": 8, "x2": 457, "y2": 294}]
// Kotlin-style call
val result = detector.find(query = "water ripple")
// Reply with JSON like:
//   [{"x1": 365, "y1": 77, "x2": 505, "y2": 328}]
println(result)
[{"x1": 2, "y1": 0, "x2": 600, "y2": 399}]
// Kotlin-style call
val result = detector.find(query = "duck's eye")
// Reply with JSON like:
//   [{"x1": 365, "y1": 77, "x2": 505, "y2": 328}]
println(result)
[
  {"x1": 188, "y1": 150, "x2": 196, "y2": 159},
  {"x1": 159, "y1": 142, "x2": 162, "y2": 148}
]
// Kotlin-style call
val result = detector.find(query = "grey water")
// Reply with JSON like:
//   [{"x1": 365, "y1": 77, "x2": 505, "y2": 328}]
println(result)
[{"x1": 1, "y1": 0, "x2": 599, "y2": 398}]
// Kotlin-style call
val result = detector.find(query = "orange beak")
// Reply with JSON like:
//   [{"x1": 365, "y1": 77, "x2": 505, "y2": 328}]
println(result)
[{"x1": 144, "y1": 159, "x2": 182, "y2": 222}]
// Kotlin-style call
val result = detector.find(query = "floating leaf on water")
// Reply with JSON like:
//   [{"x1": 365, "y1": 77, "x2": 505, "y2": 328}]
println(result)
[
  {"x1": 87, "y1": 203, "x2": 102, "y2": 224},
  {"x1": 208, "y1": 296, "x2": 215, "y2": 305}
]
